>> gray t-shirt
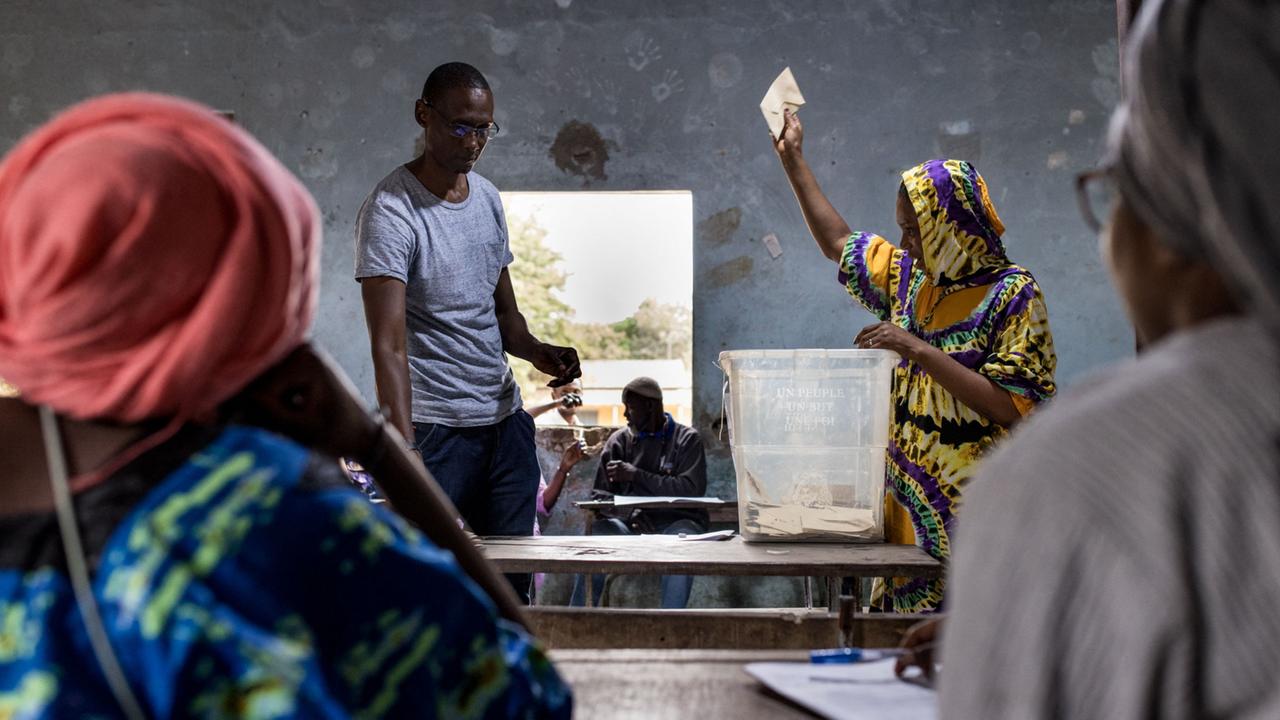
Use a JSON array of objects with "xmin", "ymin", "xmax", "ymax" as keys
[{"xmin": 354, "ymin": 166, "xmax": 521, "ymax": 426}]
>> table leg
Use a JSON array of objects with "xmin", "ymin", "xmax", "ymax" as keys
[
  {"xmin": 838, "ymin": 594, "xmax": 855, "ymax": 648},
  {"xmin": 583, "ymin": 510, "xmax": 595, "ymax": 606}
]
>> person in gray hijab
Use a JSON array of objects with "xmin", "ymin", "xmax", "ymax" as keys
[{"xmin": 910, "ymin": 0, "xmax": 1280, "ymax": 716}]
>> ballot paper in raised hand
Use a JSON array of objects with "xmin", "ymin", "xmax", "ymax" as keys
[{"xmin": 760, "ymin": 66, "xmax": 806, "ymax": 139}]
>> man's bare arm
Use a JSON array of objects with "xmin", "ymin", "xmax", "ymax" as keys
[
  {"xmin": 494, "ymin": 268, "xmax": 581, "ymax": 382},
  {"xmin": 493, "ymin": 268, "xmax": 538, "ymax": 359},
  {"xmin": 360, "ymin": 277, "xmax": 415, "ymax": 441}
]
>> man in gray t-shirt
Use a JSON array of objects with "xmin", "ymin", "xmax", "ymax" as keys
[{"xmin": 354, "ymin": 62, "xmax": 579, "ymax": 601}]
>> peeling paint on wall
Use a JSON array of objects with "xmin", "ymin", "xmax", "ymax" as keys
[
  {"xmin": 704, "ymin": 256, "xmax": 754, "ymax": 289},
  {"xmin": 698, "ymin": 207, "xmax": 742, "ymax": 246},
  {"xmin": 549, "ymin": 120, "xmax": 610, "ymax": 182}
]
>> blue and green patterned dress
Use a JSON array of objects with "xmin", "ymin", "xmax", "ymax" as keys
[{"xmin": 0, "ymin": 423, "xmax": 571, "ymax": 718}]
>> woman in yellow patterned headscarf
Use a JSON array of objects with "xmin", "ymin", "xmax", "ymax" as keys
[{"xmin": 773, "ymin": 111, "xmax": 1057, "ymax": 612}]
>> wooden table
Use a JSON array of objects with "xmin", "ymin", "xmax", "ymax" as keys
[
  {"xmin": 481, "ymin": 534, "xmax": 940, "ymax": 578},
  {"xmin": 552, "ymin": 649, "xmax": 814, "ymax": 719},
  {"xmin": 480, "ymin": 534, "xmax": 941, "ymax": 608}
]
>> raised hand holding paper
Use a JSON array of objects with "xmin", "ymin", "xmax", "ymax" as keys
[{"xmin": 760, "ymin": 66, "xmax": 806, "ymax": 138}]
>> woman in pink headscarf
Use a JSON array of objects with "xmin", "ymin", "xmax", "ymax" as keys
[{"xmin": 0, "ymin": 93, "xmax": 570, "ymax": 719}]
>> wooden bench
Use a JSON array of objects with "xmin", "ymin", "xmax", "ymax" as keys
[{"xmin": 529, "ymin": 606, "xmax": 931, "ymax": 650}]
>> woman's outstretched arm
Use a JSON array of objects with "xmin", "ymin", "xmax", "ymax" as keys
[{"xmin": 773, "ymin": 109, "xmax": 852, "ymax": 262}]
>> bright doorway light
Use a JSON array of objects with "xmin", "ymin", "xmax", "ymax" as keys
[{"xmin": 501, "ymin": 191, "xmax": 693, "ymax": 426}]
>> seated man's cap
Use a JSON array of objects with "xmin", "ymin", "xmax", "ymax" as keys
[{"xmin": 622, "ymin": 376, "xmax": 663, "ymax": 401}]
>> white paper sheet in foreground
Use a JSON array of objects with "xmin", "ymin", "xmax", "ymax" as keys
[
  {"xmin": 760, "ymin": 66, "xmax": 806, "ymax": 138},
  {"xmin": 744, "ymin": 659, "xmax": 937, "ymax": 720}
]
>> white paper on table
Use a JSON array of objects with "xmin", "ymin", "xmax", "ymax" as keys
[
  {"xmin": 676, "ymin": 529, "xmax": 736, "ymax": 542},
  {"xmin": 610, "ymin": 495, "xmax": 727, "ymax": 507},
  {"xmin": 760, "ymin": 66, "xmax": 806, "ymax": 138},
  {"xmin": 744, "ymin": 659, "xmax": 937, "ymax": 720},
  {"xmin": 640, "ymin": 529, "xmax": 736, "ymax": 541}
]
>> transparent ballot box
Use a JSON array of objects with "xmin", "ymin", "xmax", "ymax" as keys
[{"xmin": 719, "ymin": 349, "xmax": 897, "ymax": 542}]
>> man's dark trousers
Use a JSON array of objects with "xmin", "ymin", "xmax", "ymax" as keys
[{"xmin": 414, "ymin": 409, "xmax": 539, "ymax": 603}]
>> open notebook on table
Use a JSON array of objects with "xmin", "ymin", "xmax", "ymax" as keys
[{"xmin": 745, "ymin": 658, "xmax": 937, "ymax": 720}]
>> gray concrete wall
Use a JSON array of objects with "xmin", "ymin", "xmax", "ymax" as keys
[{"xmin": 2, "ymin": 1, "xmax": 1122, "ymax": 604}]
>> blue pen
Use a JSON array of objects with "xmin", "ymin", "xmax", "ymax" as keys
[{"xmin": 809, "ymin": 647, "xmax": 905, "ymax": 664}]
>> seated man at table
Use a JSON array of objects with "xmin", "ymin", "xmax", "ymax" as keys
[{"xmin": 569, "ymin": 377, "xmax": 708, "ymax": 608}]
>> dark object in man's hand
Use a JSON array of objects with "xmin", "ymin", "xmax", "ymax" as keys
[{"xmin": 540, "ymin": 344, "xmax": 582, "ymax": 388}]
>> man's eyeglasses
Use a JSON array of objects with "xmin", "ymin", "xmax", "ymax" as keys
[
  {"xmin": 1075, "ymin": 167, "xmax": 1117, "ymax": 234},
  {"xmin": 422, "ymin": 100, "xmax": 500, "ymax": 140}
]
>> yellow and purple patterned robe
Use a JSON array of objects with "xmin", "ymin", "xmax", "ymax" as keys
[{"xmin": 838, "ymin": 159, "xmax": 1057, "ymax": 612}]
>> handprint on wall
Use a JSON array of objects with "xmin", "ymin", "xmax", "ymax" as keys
[
  {"xmin": 626, "ymin": 36, "xmax": 662, "ymax": 71},
  {"xmin": 651, "ymin": 69, "xmax": 684, "ymax": 103}
]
